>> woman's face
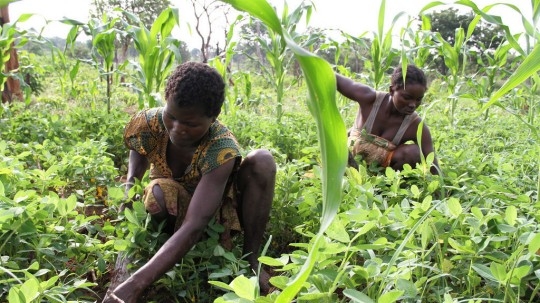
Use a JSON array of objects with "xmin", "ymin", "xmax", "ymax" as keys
[
  {"xmin": 163, "ymin": 100, "xmax": 216, "ymax": 148},
  {"xmin": 391, "ymin": 83, "xmax": 426, "ymax": 115}
]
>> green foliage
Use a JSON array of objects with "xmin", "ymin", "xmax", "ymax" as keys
[
  {"xmin": 17, "ymin": 51, "xmax": 45, "ymax": 96},
  {"xmin": 0, "ymin": 108, "xmax": 121, "ymax": 301}
]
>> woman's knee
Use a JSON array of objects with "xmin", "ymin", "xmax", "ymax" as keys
[
  {"xmin": 141, "ymin": 183, "xmax": 167, "ymax": 219},
  {"xmin": 391, "ymin": 144, "xmax": 421, "ymax": 169},
  {"xmin": 243, "ymin": 149, "xmax": 276, "ymax": 177}
]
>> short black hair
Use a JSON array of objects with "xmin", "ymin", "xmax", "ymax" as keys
[
  {"xmin": 164, "ymin": 61, "xmax": 225, "ymax": 117},
  {"xmin": 391, "ymin": 64, "xmax": 427, "ymax": 90}
]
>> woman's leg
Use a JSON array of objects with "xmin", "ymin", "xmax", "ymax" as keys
[
  {"xmin": 144, "ymin": 179, "xmax": 188, "ymax": 234},
  {"xmin": 390, "ymin": 143, "xmax": 421, "ymax": 170},
  {"xmin": 236, "ymin": 149, "xmax": 276, "ymax": 292}
]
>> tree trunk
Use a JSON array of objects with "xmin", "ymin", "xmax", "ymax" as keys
[
  {"xmin": 0, "ymin": 5, "xmax": 23, "ymax": 103},
  {"xmin": 118, "ymin": 38, "xmax": 130, "ymax": 83},
  {"xmin": 255, "ymin": 22, "xmax": 264, "ymax": 64}
]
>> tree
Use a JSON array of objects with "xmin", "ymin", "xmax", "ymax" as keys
[
  {"xmin": 237, "ymin": 19, "xmax": 267, "ymax": 65},
  {"xmin": 423, "ymin": 8, "xmax": 506, "ymax": 75},
  {"xmin": 190, "ymin": 0, "xmax": 232, "ymax": 63},
  {"xmin": 90, "ymin": 0, "xmax": 170, "ymax": 65},
  {"xmin": 0, "ymin": 4, "xmax": 22, "ymax": 102},
  {"xmin": 424, "ymin": 8, "xmax": 505, "ymax": 51}
]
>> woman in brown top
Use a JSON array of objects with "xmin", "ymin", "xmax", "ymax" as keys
[{"xmin": 337, "ymin": 64, "xmax": 440, "ymax": 174}]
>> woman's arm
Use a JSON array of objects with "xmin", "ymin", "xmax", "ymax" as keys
[
  {"xmin": 125, "ymin": 150, "xmax": 149, "ymax": 187},
  {"xmin": 336, "ymin": 73, "xmax": 376, "ymax": 106},
  {"xmin": 121, "ymin": 150, "xmax": 149, "ymax": 210},
  {"xmin": 113, "ymin": 159, "xmax": 236, "ymax": 299},
  {"xmin": 420, "ymin": 124, "xmax": 440, "ymax": 175}
]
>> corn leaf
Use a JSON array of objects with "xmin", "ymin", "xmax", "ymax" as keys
[
  {"xmin": 221, "ymin": 0, "xmax": 348, "ymax": 301},
  {"xmin": 483, "ymin": 42, "xmax": 540, "ymax": 109}
]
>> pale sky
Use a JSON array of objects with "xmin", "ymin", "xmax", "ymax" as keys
[{"xmin": 9, "ymin": 0, "xmax": 534, "ymax": 48}]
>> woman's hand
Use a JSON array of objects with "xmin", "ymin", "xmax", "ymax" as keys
[{"xmin": 102, "ymin": 280, "xmax": 143, "ymax": 303}]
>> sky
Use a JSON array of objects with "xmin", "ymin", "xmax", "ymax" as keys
[{"xmin": 9, "ymin": 0, "xmax": 534, "ymax": 49}]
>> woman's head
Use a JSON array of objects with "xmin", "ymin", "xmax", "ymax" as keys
[
  {"xmin": 390, "ymin": 64, "xmax": 427, "ymax": 90},
  {"xmin": 390, "ymin": 65, "xmax": 427, "ymax": 115},
  {"xmin": 165, "ymin": 62, "xmax": 225, "ymax": 118}
]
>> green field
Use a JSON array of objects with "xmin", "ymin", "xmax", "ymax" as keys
[{"xmin": 1, "ymin": 0, "xmax": 539, "ymax": 302}]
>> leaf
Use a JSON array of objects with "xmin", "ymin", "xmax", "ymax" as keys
[
  {"xmin": 230, "ymin": 275, "xmax": 256, "ymax": 300},
  {"xmin": 124, "ymin": 208, "xmax": 140, "ymax": 226},
  {"xmin": 19, "ymin": 277, "xmax": 40, "ymax": 302},
  {"xmin": 56, "ymin": 195, "xmax": 75, "ymax": 217},
  {"xmin": 355, "ymin": 221, "xmax": 376, "ymax": 236},
  {"xmin": 396, "ymin": 278, "xmax": 416, "ymax": 298},
  {"xmin": 14, "ymin": 12, "xmax": 32, "ymax": 23},
  {"xmin": 8, "ymin": 287, "xmax": 26, "ymax": 303},
  {"xmin": 107, "ymin": 186, "xmax": 124, "ymax": 201},
  {"xmin": 258, "ymin": 256, "xmax": 287, "ymax": 267},
  {"xmin": 510, "ymin": 265, "xmax": 531, "ymax": 284},
  {"xmin": 504, "ymin": 205, "xmax": 517, "ymax": 226},
  {"xmin": 483, "ymin": 43, "xmax": 540, "ymax": 110},
  {"xmin": 69, "ymin": 60, "xmax": 80, "ymax": 82},
  {"xmin": 472, "ymin": 263, "xmax": 498, "ymax": 282},
  {"xmin": 471, "ymin": 207, "xmax": 483, "ymax": 219},
  {"xmin": 410, "ymin": 185, "xmax": 420, "ymax": 199},
  {"xmin": 421, "ymin": 196, "xmax": 432, "ymax": 212},
  {"xmin": 421, "ymin": 221, "xmax": 432, "ymax": 250},
  {"xmin": 448, "ymin": 238, "xmax": 475, "ymax": 254},
  {"xmin": 113, "ymin": 239, "xmax": 130, "ymax": 251},
  {"xmin": 490, "ymin": 262, "xmax": 507, "ymax": 283},
  {"xmin": 529, "ymin": 233, "xmax": 540, "ymax": 255},
  {"xmin": 39, "ymin": 275, "xmax": 58, "ymax": 290},
  {"xmin": 208, "ymin": 280, "xmax": 235, "ymax": 292},
  {"xmin": 59, "ymin": 17, "xmax": 86, "ymax": 26},
  {"xmin": 224, "ymin": 0, "xmax": 283, "ymax": 34},
  {"xmin": 447, "ymin": 198, "xmax": 462, "ymax": 218},
  {"xmin": 325, "ymin": 217, "xmax": 350, "ymax": 243},
  {"xmin": 378, "ymin": 290, "xmax": 405, "ymax": 303},
  {"xmin": 0, "ymin": 0, "xmax": 19, "ymax": 7},
  {"xmin": 342, "ymin": 289, "xmax": 375, "ymax": 303}
]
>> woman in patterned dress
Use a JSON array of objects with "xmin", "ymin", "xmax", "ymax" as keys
[{"xmin": 103, "ymin": 62, "xmax": 276, "ymax": 303}]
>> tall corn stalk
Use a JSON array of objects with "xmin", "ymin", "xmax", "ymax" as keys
[
  {"xmin": 221, "ymin": 0, "xmax": 348, "ymax": 301},
  {"xmin": 432, "ymin": 27, "xmax": 468, "ymax": 125},
  {"xmin": 241, "ymin": 1, "xmax": 313, "ymax": 123},
  {"xmin": 368, "ymin": 0, "xmax": 405, "ymax": 90},
  {"xmin": 400, "ymin": 14, "xmax": 436, "ymax": 71},
  {"xmin": 81, "ymin": 14, "xmax": 119, "ymax": 113},
  {"xmin": 123, "ymin": 7, "xmax": 182, "ymax": 109}
]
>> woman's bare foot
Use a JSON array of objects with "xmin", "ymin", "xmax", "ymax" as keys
[{"xmin": 258, "ymin": 268, "xmax": 273, "ymax": 295}]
